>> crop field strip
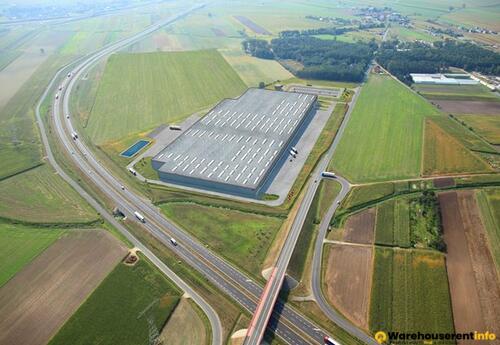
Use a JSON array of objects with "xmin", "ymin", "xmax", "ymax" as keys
[
  {"xmin": 439, "ymin": 191, "xmax": 500, "ymax": 337},
  {"xmin": 476, "ymin": 189, "xmax": 500, "ymax": 272},
  {"xmin": 456, "ymin": 115, "xmax": 500, "ymax": 145},
  {"xmin": 331, "ymin": 73, "xmax": 440, "ymax": 182},
  {"xmin": 87, "ymin": 50, "xmax": 247, "ymax": 144},
  {"xmin": 369, "ymin": 247, "xmax": 454, "ymax": 335},
  {"xmin": 0, "ymin": 230, "xmax": 127, "ymax": 345},
  {"xmin": 0, "ymin": 164, "xmax": 98, "ymax": 223},
  {"xmin": 422, "ymin": 118, "xmax": 493, "ymax": 176},
  {"xmin": 0, "ymin": 223, "xmax": 65, "ymax": 287},
  {"xmin": 49, "ymin": 256, "xmax": 183, "ymax": 345}
]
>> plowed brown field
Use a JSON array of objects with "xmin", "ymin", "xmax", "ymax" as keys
[
  {"xmin": 342, "ymin": 208, "xmax": 375, "ymax": 244},
  {"xmin": 439, "ymin": 191, "xmax": 500, "ymax": 344},
  {"xmin": 324, "ymin": 244, "xmax": 373, "ymax": 330},
  {"xmin": 0, "ymin": 230, "xmax": 127, "ymax": 345}
]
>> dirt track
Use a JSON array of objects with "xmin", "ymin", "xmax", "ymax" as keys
[
  {"xmin": 433, "ymin": 100, "xmax": 500, "ymax": 114},
  {"xmin": 324, "ymin": 244, "xmax": 373, "ymax": 330},
  {"xmin": 439, "ymin": 191, "xmax": 500, "ymax": 344},
  {"xmin": 342, "ymin": 208, "xmax": 375, "ymax": 244},
  {"xmin": 0, "ymin": 230, "xmax": 127, "ymax": 345}
]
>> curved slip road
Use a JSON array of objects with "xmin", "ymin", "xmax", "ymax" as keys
[
  {"xmin": 38, "ymin": 4, "xmax": 356, "ymax": 345},
  {"xmin": 309, "ymin": 89, "xmax": 379, "ymax": 345},
  {"xmin": 244, "ymin": 89, "xmax": 378, "ymax": 345}
]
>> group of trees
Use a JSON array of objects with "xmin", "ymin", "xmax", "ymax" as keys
[
  {"xmin": 377, "ymin": 39, "xmax": 500, "ymax": 84},
  {"xmin": 242, "ymin": 30, "xmax": 376, "ymax": 82}
]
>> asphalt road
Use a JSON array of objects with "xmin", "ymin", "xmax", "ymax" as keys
[
  {"xmin": 37, "ymin": 4, "xmax": 357, "ymax": 345},
  {"xmin": 244, "ymin": 89, "xmax": 381, "ymax": 345},
  {"xmin": 309, "ymin": 89, "xmax": 379, "ymax": 345}
]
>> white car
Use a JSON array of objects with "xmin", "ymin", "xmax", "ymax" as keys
[{"xmin": 170, "ymin": 238, "xmax": 177, "ymax": 246}]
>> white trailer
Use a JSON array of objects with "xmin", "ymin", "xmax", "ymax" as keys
[
  {"xmin": 134, "ymin": 211, "xmax": 145, "ymax": 223},
  {"xmin": 321, "ymin": 171, "xmax": 336, "ymax": 178}
]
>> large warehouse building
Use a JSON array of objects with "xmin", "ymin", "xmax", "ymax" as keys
[{"xmin": 152, "ymin": 88, "xmax": 317, "ymax": 198}]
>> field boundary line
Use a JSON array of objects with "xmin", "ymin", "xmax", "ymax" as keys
[{"xmin": 0, "ymin": 161, "xmax": 44, "ymax": 183}]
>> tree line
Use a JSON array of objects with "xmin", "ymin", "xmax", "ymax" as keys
[{"xmin": 242, "ymin": 32, "xmax": 376, "ymax": 82}]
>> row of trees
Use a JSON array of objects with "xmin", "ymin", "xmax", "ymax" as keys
[{"xmin": 377, "ymin": 40, "xmax": 500, "ymax": 84}]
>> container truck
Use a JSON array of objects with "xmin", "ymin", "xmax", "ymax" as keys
[
  {"xmin": 321, "ymin": 171, "xmax": 336, "ymax": 178},
  {"xmin": 134, "ymin": 211, "xmax": 145, "ymax": 223}
]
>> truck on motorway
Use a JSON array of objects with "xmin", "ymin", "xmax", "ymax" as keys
[
  {"xmin": 169, "ymin": 125, "xmax": 182, "ymax": 131},
  {"xmin": 321, "ymin": 171, "xmax": 336, "ymax": 178},
  {"xmin": 134, "ymin": 211, "xmax": 145, "ymax": 223},
  {"xmin": 289, "ymin": 150, "xmax": 297, "ymax": 158},
  {"xmin": 291, "ymin": 147, "xmax": 298, "ymax": 154},
  {"xmin": 71, "ymin": 131, "xmax": 78, "ymax": 140},
  {"xmin": 324, "ymin": 336, "xmax": 341, "ymax": 345},
  {"xmin": 128, "ymin": 168, "xmax": 137, "ymax": 176}
]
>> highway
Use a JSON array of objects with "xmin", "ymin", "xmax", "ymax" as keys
[
  {"xmin": 33, "ymin": 7, "xmax": 224, "ymax": 345},
  {"xmin": 35, "ymin": 4, "xmax": 367, "ymax": 345},
  {"xmin": 244, "ymin": 89, "xmax": 378, "ymax": 345}
]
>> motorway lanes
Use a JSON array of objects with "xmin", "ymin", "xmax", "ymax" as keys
[{"xmin": 43, "ymin": 5, "xmax": 346, "ymax": 345}]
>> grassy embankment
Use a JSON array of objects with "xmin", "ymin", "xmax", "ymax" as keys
[
  {"xmin": 288, "ymin": 179, "xmax": 341, "ymax": 281},
  {"xmin": 331, "ymin": 74, "xmax": 440, "ymax": 182},
  {"xmin": 49, "ymin": 257, "xmax": 182, "ymax": 345},
  {"xmin": 160, "ymin": 202, "xmax": 282, "ymax": 279}
]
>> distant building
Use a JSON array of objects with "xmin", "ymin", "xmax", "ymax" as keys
[{"xmin": 411, "ymin": 73, "xmax": 479, "ymax": 85}]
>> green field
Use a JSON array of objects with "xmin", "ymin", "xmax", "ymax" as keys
[
  {"xmin": 331, "ymin": 74, "xmax": 440, "ymax": 182},
  {"xmin": 49, "ymin": 257, "xmax": 181, "ymax": 345},
  {"xmin": 477, "ymin": 188, "xmax": 500, "ymax": 272},
  {"xmin": 414, "ymin": 84, "xmax": 499, "ymax": 101},
  {"xmin": 160, "ymin": 202, "xmax": 283, "ymax": 278},
  {"xmin": 0, "ymin": 223, "xmax": 65, "ymax": 287},
  {"xmin": 87, "ymin": 49, "xmax": 246, "ymax": 144},
  {"xmin": 456, "ymin": 115, "xmax": 500, "ymax": 145},
  {"xmin": 0, "ymin": 164, "xmax": 98, "ymax": 223},
  {"xmin": 369, "ymin": 248, "xmax": 454, "ymax": 335},
  {"xmin": 389, "ymin": 26, "xmax": 438, "ymax": 42},
  {"xmin": 375, "ymin": 198, "xmax": 411, "ymax": 247}
]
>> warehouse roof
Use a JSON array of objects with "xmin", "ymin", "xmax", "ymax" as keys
[{"xmin": 152, "ymin": 88, "xmax": 316, "ymax": 189}]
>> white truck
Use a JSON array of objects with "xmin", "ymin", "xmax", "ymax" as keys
[
  {"xmin": 128, "ymin": 168, "xmax": 137, "ymax": 176},
  {"xmin": 134, "ymin": 211, "xmax": 145, "ymax": 223},
  {"xmin": 321, "ymin": 171, "xmax": 336, "ymax": 178},
  {"xmin": 71, "ymin": 131, "xmax": 78, "ymax": 140}
]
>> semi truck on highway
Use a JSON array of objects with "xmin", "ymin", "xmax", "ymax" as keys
[
  {"xmin": 169, "ymin": 125, "xmax": 181, "ymax": 131},
  {"xmin": 324, "ymin": 336, "xmax": 341, "ymax": 345},
  {"xmin": 321, "ymin": 171, "xmax": 336, "ymax": 178},
  {"xmin": 134, "ymin": 211, "xmax": 145, "ymax": 223},
  {"xmin": 71, "ymin": 131, "xmax": 78, "ymax": 140}
]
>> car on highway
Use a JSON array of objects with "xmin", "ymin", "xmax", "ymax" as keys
[{"xmin": 170, "ymin": 238, "xmax": 177, "ymax": 246}]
